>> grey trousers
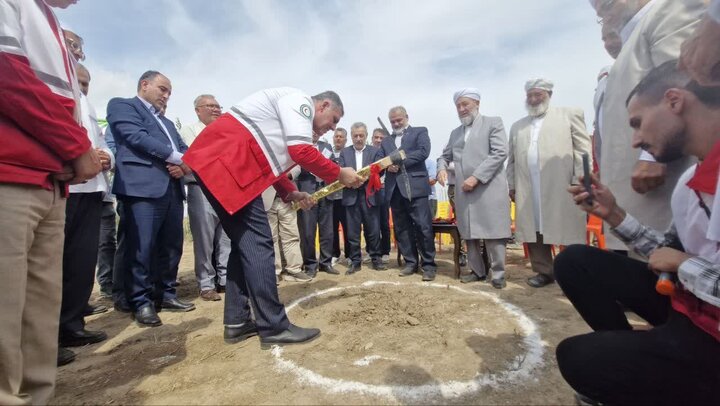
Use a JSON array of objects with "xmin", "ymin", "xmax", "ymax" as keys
[
  {"xmin": 467, "ymin": 239, "xmax": 506, "ymax": 281},
  {"xmin": 526, "ymin": 232, "xmax": 554, "ymax": 277},
  {"xmin": 187, "ymin": 183, "xmax": 230, "ymax": 291}
]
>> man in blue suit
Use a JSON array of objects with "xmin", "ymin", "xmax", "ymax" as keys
[
  {"xmin": 107, "ymin": 70, "xmax": 195, "ymax": 327},
  {"xmin": 338, "ymin": 123, "xmax": 386, "ymax": 274},
  {"xmin": 379, "ymin": 106, "xmax": 437, "ymax": 281}
]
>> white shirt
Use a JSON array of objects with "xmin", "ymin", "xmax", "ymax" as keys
[
  {"xmin": 527, "ymin": 116, "xmax": 545, "ymax": 233},
  {"xmin": 354, "ymin": 146, "xmax": 366, "ymax": 172},
  {"xmin": 394, "ymin": 125, "xmax": 409, "ymax": 149},
  {"xmin": 463, "ymin": 125, "xmax": 472, "ymax": 143},
  {"xmin": 70, "ymin": 94, "xmax": 115, "ymax": 194},
  {"xmin": 229, "ymin": 87, "xmax": 314, "ymax": 177},
  {"xmin": 179, "ymin": 120, "xmax": 206, "ymax": 147}
]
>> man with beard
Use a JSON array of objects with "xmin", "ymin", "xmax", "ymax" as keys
[
  {"xmin": 437, "ymin": 88, "xmax": 511, "ymax": 289},
  {"xmin": 372, "ymin": 128, "xmax": 392, "ymax": 264},
  {"xmin": 507, "ymin": 79, "xmax": 592, "ymax": 288},
  {"xmin": 379, "ymin": 106, "xmax": 437, "ymax": 281},
  {"xmin": 181, "ymin": 94, "xmax": 230, "ymax": 301},
  {"xmin": 589, "ymin": 0, "xmax": 704, "ymax": 253},
  {"xmin": 556, "ymin": 60, "xmax": 720, "ymax": 406}
]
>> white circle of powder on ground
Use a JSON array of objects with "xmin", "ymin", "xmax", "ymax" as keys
[{"xmin": 270, "ymin": 281, "xmax": 545, "ymax": 402}]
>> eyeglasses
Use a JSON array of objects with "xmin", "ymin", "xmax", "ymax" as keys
[
  {"xmin": 65, "ymin": 38, "xmax": 85, "ymax": 61},
  {"xmin": 595, "ymin": 0, "xmax": 616, "ymax": 24},
  {"xmin": 198, "ymin": 104, "xmax": 222, "ymax": 111}
]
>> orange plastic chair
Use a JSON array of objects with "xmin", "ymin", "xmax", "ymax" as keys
[{"xmin": 586, "ymin": 215, "xmax": 606, "ymax": 249}]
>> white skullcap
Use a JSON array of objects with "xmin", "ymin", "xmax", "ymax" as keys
[
  {"xmin": 453, "ymin": 88, "xmax": 481, "ymax": 104},
  {"xmin": 525, "ymin": 78, "xmax": 554, "ymax": 93}
]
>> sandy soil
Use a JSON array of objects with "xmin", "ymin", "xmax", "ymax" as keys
[{"xmin": 51, "ymin": 245, "xmax": 604, "ymax": 405}]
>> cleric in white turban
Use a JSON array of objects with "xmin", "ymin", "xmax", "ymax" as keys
[
  {"xmin": 453, "ymin": 88, "xmax": 481, "ymax": 104},
  {"xmin": 524, "ymin": 78, "xmax": 554, "ymax": 93}
]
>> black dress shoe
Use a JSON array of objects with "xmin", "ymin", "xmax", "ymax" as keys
[
  {"xmin": 398, "ymin": 266, "xmax": 417, "ymax": 277},
  {"xmin": 422, "ymin": 268, "xmax": 436, "ymax": 281},
  {"xmin": 460, "ymin": 272, "xmax": 486, "ymax": 284},
  {"xmin": 216, "ymin": 284, "xmax": 226, "ymax": 294},
  {"xmin": 133, "ymin": 305, "xmax": 162, "ymax": 327},
  {"xmin": 57, "ymin": 347, "xmax": 76, "ymax": 367},
  {"xmin": 527, "ymin": 274, "xmax": 554, "ymax": 288},
  {"xmin": 346, "ymin": 264, "xmax": 361, "ymax": 275},
  {"xmin": 114, "ymin": 299, "xmax": 132, "ymax": 313},
  {"xmin": 224, "ymin": 322, "xmax": 259, "ymax": 344},
  {"xmin": 60, "ymin": 328, "xmax": 108, "ymax": 347},
  {"xmin": 319, "ymin": 265, "xmax": 339, "ymax": 275},
  {"xmin": 160, "ymin": 298, "xmax": 196, "ymax": 312},
  {"xmin": 372, "ymin": 262, "xmax": 387, "ymax": 271},
  {"xmin": 305, "ymin": 267, "xmax": 318, "ymax": 278},
  {"xmin": 260, "ymin": 323, "xmax": 321, "ymax": 350},
  {"xmin": 83, "ymin": 303, "xmax": 108, "ymax": 316},
  {"xmin": 491, "ymin": 278, "xmax": 507, "ymax": 289}
]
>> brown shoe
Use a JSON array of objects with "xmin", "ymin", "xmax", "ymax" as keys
[{"xmin": 200, "ymin": 289, "xmax": 221, "ymax": 301}]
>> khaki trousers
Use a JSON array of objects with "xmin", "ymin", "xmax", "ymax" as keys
[
  {"xmin": 267, "ymin": 197, "xmax": 303, "ymax": 276},
  {"xmin": 526, "ymin": 232, "xmax": 555, "ymax": 277},
  {"xmin": 0, "ymin": 183, "xmax": 66, "ymax": 405}
]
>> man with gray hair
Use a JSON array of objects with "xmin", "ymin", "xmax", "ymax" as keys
[
  {"xmin": 438, "ymin": 89, "xmax": 511, "ymax": 289},
  {"xmin": 338, "ymin": 122, "xmax": 385, "ymax": 274},
  {"xmin": 507, "ymin": 79, "xmax": 592, "ymax": 288},
  {"xmin": 589, "ymin": 0, "xmax": 704, "ymax": 252},
  {"xmin": 180, "ymin": 94, "xmax": 230, "ymax": 301}
]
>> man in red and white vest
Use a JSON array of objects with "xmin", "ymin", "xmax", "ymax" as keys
[
  {"xmin": 183, "ymin": 88, "xmax": 363, "ymax": 348},
  {"xmin": 0, "ymin": 0, "xmax": 102, "ymax": 403},
  {"xmin": 557, "ymin": 61, "xmax": 720, "ymax": 405}
]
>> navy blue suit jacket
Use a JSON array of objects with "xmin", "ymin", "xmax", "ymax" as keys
[
  {"xmin": 295, "ymin": 141, "xmax": 334, "ymax": 193},
  {"xmin": 379, "ymin": 126, "xmax": 431, "ymax": 202},
  {"xmin": 107, "ymin": 97, "xmax": 188, "ymax": 199},
  {"xmin": 338, "ymin": 145, "xmax": 382, "ymax": 207}
]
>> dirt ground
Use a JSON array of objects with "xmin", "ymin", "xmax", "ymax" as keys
[{"xmin": 51, "ymin": 245, "xmax": 611, "ymax": 405}]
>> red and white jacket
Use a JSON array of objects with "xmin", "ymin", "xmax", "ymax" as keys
[
  {"xmin": 0, "ymin": 0, "xmax": 90, "ymax": 190},
  {"xmin": 183, "ymin": 88, "xmax": 339, "ymax": 215}
]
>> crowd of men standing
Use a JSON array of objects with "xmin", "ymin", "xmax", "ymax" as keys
[{"xmin": 2, "ymin": 0, "xmax": 720, "ymax": 404}]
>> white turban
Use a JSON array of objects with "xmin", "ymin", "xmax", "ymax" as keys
[
  {"xmin": 453, "ymin": 88, "xmax": 481, "ymax": 104},
  {"xmin": 525, "ymin": 78, "xmax": 554, "ymax": 93}
]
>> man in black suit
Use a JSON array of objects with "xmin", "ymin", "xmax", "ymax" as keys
[
  {"xmin": 379, "ymin": 106, "xmax": 437, "ymax": 281},
  {"xmin": 107, "ymin": 71, "xmax": 196, "ymax": 327},
  {"xmin": 297, "ymin": 132, "xmax": 338, "ymax": 277},
  {"xmin": 338, "ymin": 123, "xmax": 386, "ymax": 274}
]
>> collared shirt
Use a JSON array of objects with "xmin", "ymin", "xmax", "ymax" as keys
[
  {"xmin": 179, "ymin": 120, "xmax": 206, "ymax": 147},
  {"xmin": 394, "ymin": 125, "xmax": 409, "ymax": 149},
  {"xmin": 70, "ymin": 93, "xmax": 114, "ymax": 194},
  {"xmin": 612, "ymin": 166, "xmax": 719, "ymax": 338},
  {"xmin": 354, "ymin": 145, "xmax": 366, "ymax": 172},
  {"xmin": 426, "ymin": 158, "xmax": 437, "ymax": 200},
  {"xmin": 527, "ymin": 116, "xmax": 545, "ymax": 232},
  {"xmin": 138, "ymin": 97, "xmax": 183, "ymax": 165},
  {"xmin": 620, "ymin": 0, "xmax": 658, "ymax": 43}
]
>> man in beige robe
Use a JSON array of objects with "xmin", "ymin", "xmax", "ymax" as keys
[
  {"xmin": 590, "ymin": 0, "xmax": 704, "ymax": 250},
  {"xmin": 507, "ymin": 79, "xmax": 592, "ymax": 288}
]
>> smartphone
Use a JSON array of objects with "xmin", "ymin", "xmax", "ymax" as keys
[{"xmin": 582, "ymin": 153, "xmax": 593, "ymax": 205}]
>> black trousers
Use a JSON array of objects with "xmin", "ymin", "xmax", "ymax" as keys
[
  {"xmin": 111, "ymin": 200, "xmax": 127, "ymax": 306},
  {"xmin": 345, "ymin": 201, "xmax": 381, "ymax": 266},
  {"xmin": 297, "ymin": 196, "xmax": 333, "ymax": 271},
  {"xmin": 60, "ymin": 192, "xmax": 103, "ymax": 333},
  {"xmin": 554, "ymin": 245, "xmax": 720, "ymax": 405},
  {"xmin": 198, "ymin": 180, "xmax": 290, "ymax": 336},
  {"xmin": 331, "ymin": 198, "xmax": 349, "ymax": 259},
  {"xmin": 378, "ymin": 201, "xmax": 391, "ymax": 256},
  {"xmin": 390, "ymin": 190, "xmax": 436, "ymax": 271}
]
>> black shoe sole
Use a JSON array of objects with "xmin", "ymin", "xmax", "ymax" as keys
[
  {"xmin": 60, "ymin": 335, "xmax": 108, "ymax": 348},
  {"xmin": 224, "ymin": 331, "xmax": 259, "ymax": 344},
  {"xmin": 57, "ymin": 352, "xmax": 76, "ymax": 367},
  {"xmin": 260, "ymin": 331, "xmax": 321, "ymax": 350},
  {"xmin": 160, "ymin": 306, "xmax": 196, "ymax": 312}
]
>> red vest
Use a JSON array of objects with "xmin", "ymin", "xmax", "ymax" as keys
[{"xmin": 183, "ymin": 114, "xmax": 282, "ymax": 215}]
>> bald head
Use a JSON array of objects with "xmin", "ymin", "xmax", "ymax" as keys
[{"xmin": 76, "ymin": 63, "xmax": 90, "ymax": 96}]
